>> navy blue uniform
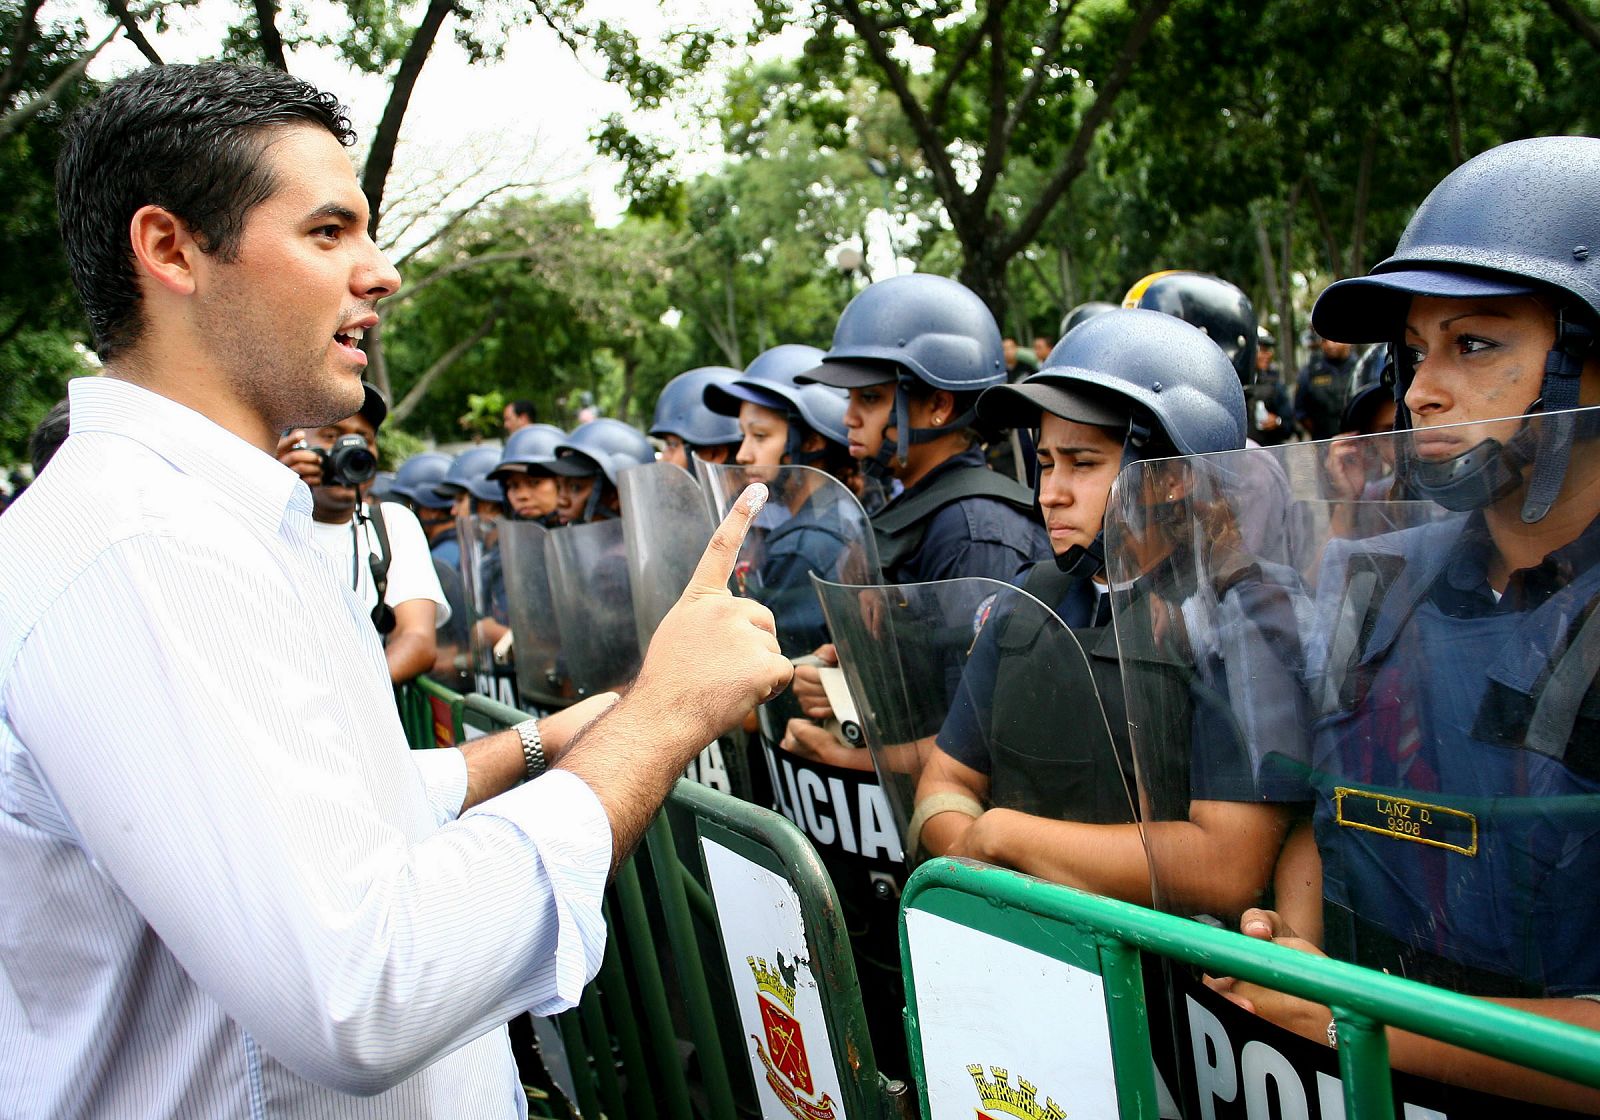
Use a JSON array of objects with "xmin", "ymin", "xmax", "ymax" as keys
[
  {"xmin": 936, "ymin": 554, "xmax": 1307, "ymax": 827},
  {"xmin": 1306, "ymin": 513, "xmax": 1600, "ymax": 997},
  {"xmin": 756, "ymin": 487, "xmax": 858, "ymax": 656},
  {"xmin": 877, "ymin": 447, "xmax": 1048, "ymax": 585}
]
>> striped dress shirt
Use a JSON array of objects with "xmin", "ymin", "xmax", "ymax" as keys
[{"xmin": 0, "ymin": 377, "xmax": 612, "ymax": 1118}]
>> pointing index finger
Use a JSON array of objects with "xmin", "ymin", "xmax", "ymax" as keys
[{"xmin": 686, "ymin": 482, "xmax": 767, "ymax": 597}]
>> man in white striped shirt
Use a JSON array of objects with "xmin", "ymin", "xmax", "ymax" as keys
[{"xmin": 0, "ymin": 63, "xmax": 792, "ymax": 1119}]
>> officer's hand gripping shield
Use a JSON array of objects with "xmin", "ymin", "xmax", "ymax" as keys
[
  {"xmin": 543, "ymin": 517, "xmax": 642, "ymax": 698},
  {"xmin": 499, "ymin": 518, "xmax": 571, "ymax": 710},
  {"xmin": 813, "ymin": 575, "xmax": 1121, "ymax": 865},
  {"xmin": 1104, "ymin": 405, "xmax": 1600, "ymax": 1006}
]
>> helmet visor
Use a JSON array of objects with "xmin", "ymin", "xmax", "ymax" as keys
[
  {"xmin": 978, "ymin": 376, "xmax": 1130, "ymax": 432},
  {"xmin": 795, "ymin": 358, "xmax": 898, "ymax": 388},
  {"xmin": 1313, "ymin": 268, "xmax": 1535, "ymax": 343}
]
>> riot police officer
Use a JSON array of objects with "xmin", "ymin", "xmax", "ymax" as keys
[
  {"xmin": 1211, "ymin": 136, "xmax": 1600, "ymax": 1111},
  {"xmin": 390, "ymin": 450, "xmax": 459, "ymax": 566},
  {"xmin": 489, "ymin": 422, "xmax": 565, "ymax": 526},
  {"xmin": 703, "ymin": 343, "xmax": 857, "ymax": 652},
  {"xmin": 912, "ymin": 309, "xmax": 1297, "ymax": 921},
  {"xmin": 546, "ymin": 418, "xmax": 655, "ymax": 525},
  {"xmin": 650, "ymin": 366, "xmax": 744, "ymax": 471},
  {"xmin": 797, "ymin": 274, "xmax": 1049, "ymax": 583}
]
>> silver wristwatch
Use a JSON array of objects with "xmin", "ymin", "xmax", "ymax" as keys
[{"xmin": 514, "ymin": 718, "xmax": 546, "ymax": 782}]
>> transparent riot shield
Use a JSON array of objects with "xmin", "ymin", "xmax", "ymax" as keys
[
  {"xmin": 813, "ymin": 577, "xmax": 1121, "ymax": 863},
  {"xmin": 695, "ymin": 462, "xmax": 883, "ymax": 806},
  {"xmin": 618, "ymin": 460, "xmax": 713, "ymax": 647},
  {"xmin": 618, "ymin": 460, "xmax": 751, "ymax": 796},
  {"xmin": 499, "ymin": 519, "xmax": 572, "ymax": 711},
  {"xmin": 544, "ymin": 518, "xmax": 642, "ymax": 698},
  {"xmin": 1105, "ymin": 406, "xmax": 1600, "ymax": 1115},
  {"xmin": 457, "ymin": 513, "xmax": 519, "ymax": 709}
]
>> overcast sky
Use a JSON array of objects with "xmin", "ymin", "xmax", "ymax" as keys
[{"xmin": 62, "ymin": 0, "xmax": 775, "ymax": 230}]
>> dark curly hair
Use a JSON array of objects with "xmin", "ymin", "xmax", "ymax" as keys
[{"xmin": 56, "ymin": 62, "xmax": 354, "ymax": 359}]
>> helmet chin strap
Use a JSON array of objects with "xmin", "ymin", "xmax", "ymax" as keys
[
  {"xmin": 883, "ymin": 375, "xmax": 979, "ymax": 470},
  {"xmin": 1392, "ymin": 316, "xmax": 1595, "ymax": 522},
  {"xmin": 582, "ymin": 476, "xmax": 614, "ymax": 523}
]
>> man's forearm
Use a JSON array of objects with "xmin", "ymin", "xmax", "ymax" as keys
[
  {"xmin": 555, "ymin": 692, "xmax": 716, "ymax": 873},
  {"xmin": 459, "ymin": 693, "xmax": 620, "ymax": 812}
]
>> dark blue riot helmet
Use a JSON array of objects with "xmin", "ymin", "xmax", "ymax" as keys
[
  {"xmin": 1341, "ymin": 345, "xmax": 1397, "ymax": 435},
  {"xmin": 649, "ymin": 366, "xmax": 744, "ymax": 453},
  {"xmin": 390, "ymin": 451, "xmax": 456, "ymax": 511},
  {"xmin": 797, "ymin": 274, "xmax": 1008, "ymax": 475},
  {"xmin": 489, "ymin": 423, "xmax": 565, "ymax": 481},
  {"xmin": 1313, "ymin": 136, "xmax": 1600, "ymax": 524},
  {"xmin": 1059, "ymin": 300, "xmax": 1117, "ymax": 340},
  {"xmin": 978, "ymin": 307, "xmax": 1246, "ymax": 577},
  {"xmin": 489, "ymin": 423, "xmax": 566, "ymax": 523},
  {"xmin": 703, "ymin": 343, "xmax": 848, "ymax": 465},
  {"xmin": 433, "ymin": 445, "xmax": 506, "ymax": 506},
  {"xmin": 548, "ymin": 418, "xmax": 656, "ymax": 522},
  {"xmin": 1123, "ymin": 270, "xmax": 1258, "ymax": 386}
]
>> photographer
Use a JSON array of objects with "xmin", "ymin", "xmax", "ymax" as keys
[{"xmin": 277, "ymin": 383, "xmax": 449, "ymax": 684}]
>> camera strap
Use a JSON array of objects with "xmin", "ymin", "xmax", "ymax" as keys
[{"xmin": 360, "ymin": 501, "xmax": 396, "ymax": 635}]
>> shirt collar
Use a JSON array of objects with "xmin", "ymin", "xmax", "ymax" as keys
[
  {"xmin": 68, "ymin": 376, "xmax": 310, "ymax": 533},
  {"xmin": 895, "ymin": 444, "xmax": 987, "ymax": 503},
  {"xmin": 1434, "ymin": 508, "xmax": 1600, "ymax": 613}
]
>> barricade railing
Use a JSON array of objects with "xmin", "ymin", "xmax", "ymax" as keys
[
  {"xmin": 900, "ymin": 857, "xmax": 1600, "ymax": 1120},
  {"xmin": 393, "ymin": 679, "xmax": 908, "ymax": 1120}
]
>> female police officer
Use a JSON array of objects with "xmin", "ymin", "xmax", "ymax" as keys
[
  {"xmin": 1212, "ymin": 136, "xmax": 1600, "ymax": 1110},
  {"xmin": 911, "ymin": 308, "xmax": 1301, "ymax": 921}
]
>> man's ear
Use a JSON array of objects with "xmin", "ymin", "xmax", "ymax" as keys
[{"xmin": 128, "ymin": 205, "xmax": 204, "ymax": 297}]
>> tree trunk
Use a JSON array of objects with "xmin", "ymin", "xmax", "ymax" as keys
[
  {"xmin": 103, "ymin": 0, "xmax": 163, "ymax": 65},
  {"xmin": 1254, "ymin": 208, "xmax": 1281, "ymax": 333},
  {"xmin": 361, "ymin": 0, "xmax": 455, "ymax": 237},
  {"xmin": 365, "ymin": 319, "xmax": 390, "ymax": 400},
  {"xmin": 1280, "ymin": 180, "xmax": 1303, "ymax": 378},
  {"xmin": 252, "ymin": 0, "xmax": 288, "ymax": 70}
]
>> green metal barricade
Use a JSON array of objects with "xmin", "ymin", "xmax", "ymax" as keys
[
  {"xmin": 392, "ymin": 679, "xmax": 906, "ymax": 1120},
  {"xmin": 900, "ymin": 858, "xmax": 1600, "ymax": 1120}
]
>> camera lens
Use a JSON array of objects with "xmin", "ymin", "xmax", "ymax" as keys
[{"xmin": 324, "ymin": 435, "xmax": 378, "ymax": 487}]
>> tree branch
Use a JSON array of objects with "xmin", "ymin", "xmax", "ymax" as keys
[
  {"xmin": 252, "ymin": 0, "xmax": 287, "ymax": 70},
  {"xmin": 0, "ymin": 0, "xmax": 47, "ymax": 114},
  {"xmin": 928, "ymin": 21, "xmax": 988, "ymax": 128},
  {"xmin": 104, "ymin": 0, "xmax": 163, "ymax": 64},
  {"xmin": 386, "ymin": 247, "xmax": 548, "ymax": 305},
  {"xmin": 834, "ymin": 0, "xmax": 972, "ymax": 232},
  {"xmin": 999, "ymin": 0, "xmax": 1173, "ymax": 259},
  {"xmin": 361, "ymin": 0, "xmax": 455, "ymax": 238},
  {"xmin": 0, "ymin": 22, "xmax": 118, "ymax": 145},
  {"xmin": 999, "ymin": 0, "xmax": 1077, "ymax": 149},
  {"xmin": 1545, "ymin": 0, "xmax": 1600, "ymax": 53},
  {"xmin": 968, "ymin": 0, "xmax": 1018, "ymax": 218},
  {"xmin": 390, "ymin": 306, "xmax": 500, "ymax": 424},
  {"xmin": 392, "ymin": 179, "xmax": 543, "ymax": 270}
]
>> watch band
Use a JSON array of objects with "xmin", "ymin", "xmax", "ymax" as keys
[
  {"xmin": 1326, "ymin": 1016, "xmax": 1339, "ymax": 1049},
  {"xmin": 514, "ymin": 718, "xmax": 546, "ymax": 782}
]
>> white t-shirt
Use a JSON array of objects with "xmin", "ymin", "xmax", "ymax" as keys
[{"xmin": 311, "ymin": 501, "xmax": 451, "ymax": 626}]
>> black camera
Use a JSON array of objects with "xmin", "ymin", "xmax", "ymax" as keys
[{"xmin": 314, "ymin": 434, "xmax": 378, "ymax": 488}]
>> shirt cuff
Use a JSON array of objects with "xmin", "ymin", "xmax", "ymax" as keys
[
  {"xmin": 473, "ymin": 769, "xmax": 613, "ymax": 1013},
  {"xmin": 411, "ymin": 747, "xmax": 469, "ymax": 825}
]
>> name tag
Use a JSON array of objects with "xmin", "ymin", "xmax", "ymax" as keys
[{"xmin": 1334, "ymin": 787, "xmax": 1478, "ymax": 856}]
